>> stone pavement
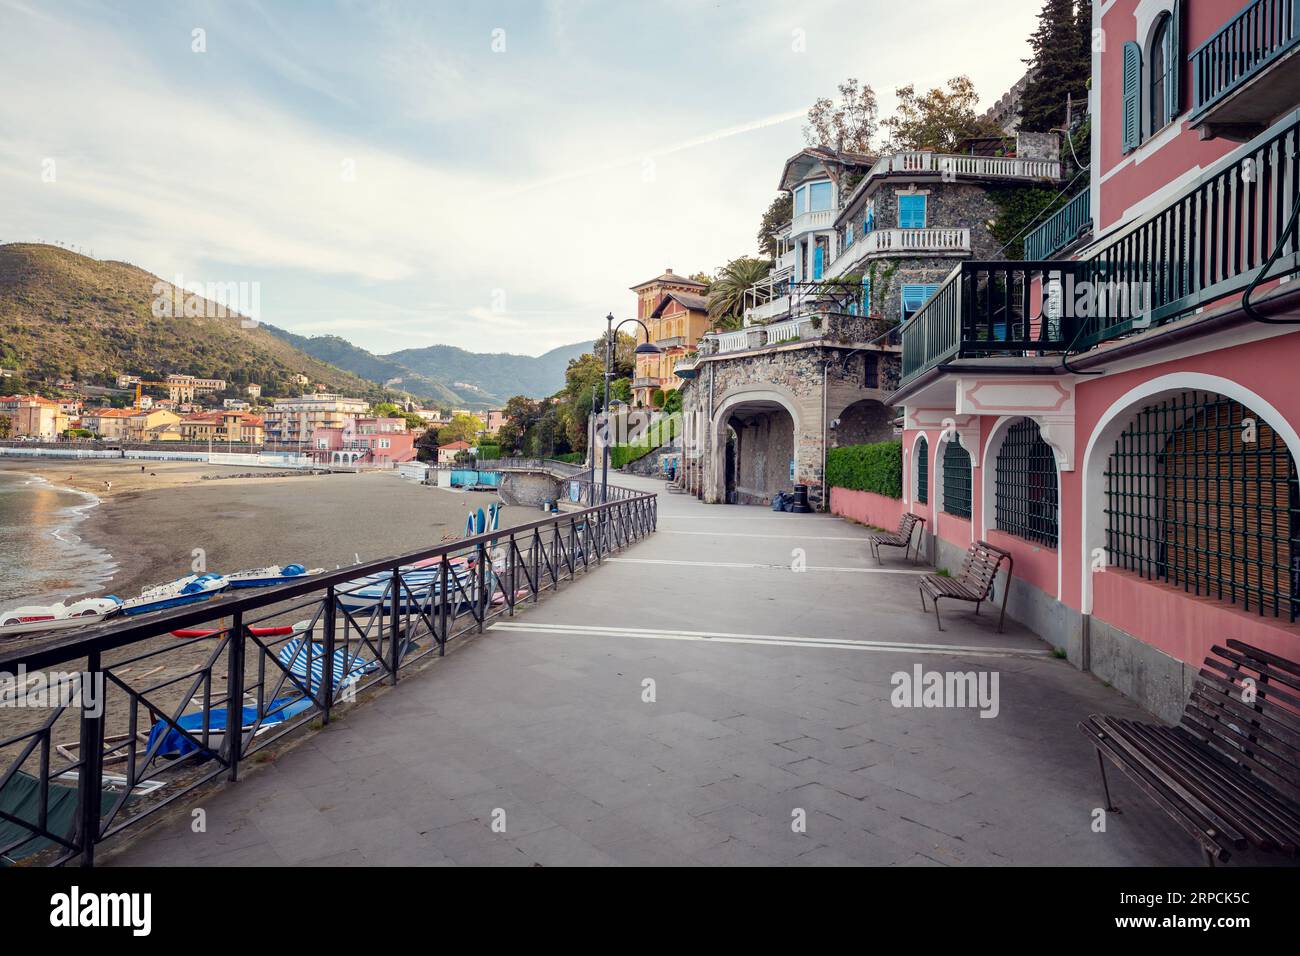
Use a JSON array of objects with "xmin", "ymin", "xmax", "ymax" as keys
[{"xmin": 109, "ymin": 475, "xmax": 1202, "ymax": 866}]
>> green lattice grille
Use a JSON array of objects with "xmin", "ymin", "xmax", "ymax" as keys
[
  {"xmin": 995, "ymin": 418, "xmax": 1058, "ymax": 548},
  {"xmin": 1104, "ymin": 390, "xmax": 1299, "ymax": 621},
  {"xmin": 942, "ymin": 437, "xmax": 972, "ymax": 518},
  {"xmin": 916, "ymin": 436, "xmax": 928, "ymax": 504}
]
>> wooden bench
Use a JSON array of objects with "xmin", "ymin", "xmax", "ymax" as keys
[
  {"xmin": 1079, "ymin": 640, "xmax": 1300, "ymax": 866},
  {"xmin": 917, "ymin": 540, "xmax": 1012, "ymax": 632},
  {"xmin": 867, "ymin": 512, "xmax": 925, "ymax": 564}
]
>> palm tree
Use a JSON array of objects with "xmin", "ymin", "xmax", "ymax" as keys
[{"xmin": 707, "ymin": 257, "xmax": 771, "ymax": 329}]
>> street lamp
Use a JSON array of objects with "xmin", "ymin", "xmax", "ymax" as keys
[{"xmin": 601, "ymin": 311, "xmax": 660, "ymax": 503}]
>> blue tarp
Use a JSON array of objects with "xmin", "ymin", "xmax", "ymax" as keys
[
  {"xmin": 145, "ymin": 697, "xmax": 314, "ymax": 760},
  {"xmin": 450, "ymin": 470, "xmax": 502, "ymax": 488}
]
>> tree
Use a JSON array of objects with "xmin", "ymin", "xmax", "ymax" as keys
[
  {"xmin": 803, "ymin": 78, "xmax": 878, "ymax": 153},
  {"xmin": 497, "ymin": 396, "xmax": 541, "ymax": 453},
  {"xmin": 882, "ymin": 77, "xmax": 1005, "ymax": 152},
  {"xmin": 592, "ymin": 330, "xmax": 636, "ymax": 379},
  {"xmin": 0, "ymin": 415, "xmax": 11, "ymax": 440},
  {"xmin": 757, "ymin": 194, "xmax": 793, "ymax": 259},
  {"xmin": 1019, "ymin": 0, "xmax": 1092, "ymax": 133},
  {"xmin": 707, "ymin": 257, "xmax": 771, "ymax": 328},
  {"xmin": 439, "ymin": 413, "xmax": 483, "ymax": 445}
]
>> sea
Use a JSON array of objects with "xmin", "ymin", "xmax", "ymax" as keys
[{"xmin": 0, "ymin": 471, "xmax": 119, "ymax": 608}]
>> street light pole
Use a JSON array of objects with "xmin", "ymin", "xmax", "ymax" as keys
[{"xmin": 599, "ymin": 312, "xmax": 662, "ymax": 504}]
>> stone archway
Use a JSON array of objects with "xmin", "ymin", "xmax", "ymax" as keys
[
  {"xmin": 709, "ymin": 388, "xmax": 802, "ymax": 505},
  {"xmin": 830, "ymin": 397, "xmax": 893, "ymax": 447}
]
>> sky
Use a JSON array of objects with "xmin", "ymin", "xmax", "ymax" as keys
[{"xmin": 1, "ymin": 0, "xmax": 1040, "ymax": 356}]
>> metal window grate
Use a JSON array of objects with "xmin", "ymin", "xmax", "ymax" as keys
[
  {"xmin": 916, "ymin": 436, "xmax": 928, "ymax": 504},
  {"xmin": 995, "ymin": 418, "xmax": 1058, "ymax": 547},
  {"xmin": 942, "ymin": 437, "xmax": 972, "ymax": 518},
  {"xmin": 1104, "ymin": 390, "xmax": 1299, "ymax": 621}
]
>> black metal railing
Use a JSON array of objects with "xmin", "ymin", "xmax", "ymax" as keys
[
  {"xmin": 0, "ymin": 483, "xmax": 656, "ymax": 866},
  {"xmin": 1191, "ymin": 0, "xmax": 1300, "ymax": 118},
  {"xmin": 900, "ymin": 106, "xmax": 1300, "ymax": 384}
]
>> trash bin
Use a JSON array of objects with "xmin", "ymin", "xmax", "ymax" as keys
[{"xmin": 789, "ymin": 484, "xmax": 812, "ymax": 513}]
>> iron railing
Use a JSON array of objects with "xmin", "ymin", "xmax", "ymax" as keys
[
  {"xmin": 1023, "ymin": 189, "xmax": 1091, "ymax": 261},
  {"xmin": 1191, "ymin": 0, "xmax": 1300, "ymax": 118},
  {"xmin": 900, "ymin": 106, "xmax": 1300, "ymax": 385},
  {"xmin": 0, "ymin": 482, "xmax": 656, "ymax": 866}
]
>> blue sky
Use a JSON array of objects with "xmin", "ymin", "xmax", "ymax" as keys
[{"xmin": 1, "ymin": 0, "xmax": 1040, "ymax": 355}]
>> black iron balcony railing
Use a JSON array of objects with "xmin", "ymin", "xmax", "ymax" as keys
[
  {"xmin": 1191, "ymin": 0, "xmax": 1299, "ymax": 118},
  {"xmin": 1023, "ymin": 189, "xmax": 1091, "ymax": 261},
  {"xmin": 901, "ymin": 106, "xmax": 1300, "ymax": 385},
  {"xmin": 0, "ymin": 483, "xmax": 655, "ymax": 866}
]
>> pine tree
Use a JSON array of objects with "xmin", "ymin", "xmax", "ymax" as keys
[{"xmin": 1019, "ymin": 0, "xmax": 1092, "ymax": 133}]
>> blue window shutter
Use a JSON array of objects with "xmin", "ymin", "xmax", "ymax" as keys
[
  {"xmin": 813, "ymin": 245, "xmax": 824, "ymax": 279},
  {"xmin": 1122, "ymin": 41, "xmax": 1142, "ymax": 153},
  {"xmin": 899, "ymin": 195, "xmax": 926, "ymax": 229},
  {"xmin": 861, "ymin": 275, "xmax": 871, "ymax": 314}
]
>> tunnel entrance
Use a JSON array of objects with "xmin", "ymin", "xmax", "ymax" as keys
[{"xmin": 720, "ymin": 401, "xmax": 796, "ymax": 505}]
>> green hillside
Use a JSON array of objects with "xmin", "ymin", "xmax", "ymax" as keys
[{"xmin": 0, "ymin": 243, "xmax": 390, "ymax": 401}]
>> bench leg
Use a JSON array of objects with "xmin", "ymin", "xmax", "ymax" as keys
[
  {"xmin": 996, "ymin": 580, "xmax": 1009, "ymax": 634},
  {"xmin": 932, "ymin": 595, "xmax": 943, "ymax": 631},
  {"xmin": 918, "ymin": 584, "xmax": 927, "ymax": 612},
  {"xmin": 974, "ymin": 601, "xmax": 981, "ymax": 616},
  {"xmin": 1096, "ymin": 749, "xmax": 1118, "ymax": 813},
  {"xmin": 1201, "ymin": 846, "xmax": 1217, "ymax": 868}
]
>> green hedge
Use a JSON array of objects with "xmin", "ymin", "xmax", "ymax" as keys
[
  {"xmin": 610, "ymin": 444, "xmax": 655, "ymax": 469},
  {"xmin": 825, "ymin": 440, "xmax": 902, "ymax": 498},
  {"xmin": 551, "ymin": 452, "xmax": 585, "ymax": 464},
  {"xmin": 475, "ymin": 444, "xmax": 502, "ymax": 460}
]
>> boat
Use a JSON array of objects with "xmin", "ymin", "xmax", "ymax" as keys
[
  {"xmin": 336, "ymin": 564, "xmax": 490, "ymax": 615},
  {"xmin": 119, "ymin": 573, "xmax": 228, "ymax": 617},
  {"xmin": 0, "ymin": 597, "xmax": 124, "ymax": 636},
  {"xmin": 224, "ymin": 564, "xmax": 324, "ymax": 589}
]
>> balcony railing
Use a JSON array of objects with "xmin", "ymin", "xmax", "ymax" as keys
[
  {"xmin": 1023, "ymin": 189, "xmax": 1091, "ymax": 261},
  {"xmin": 825, "ymin": 227, "xmax": 971, "ymax": 279},
  {"xmin": 900, "ymin": 107, "xmax": 1300, "ymax": 385},
  {"xmin": 1191, "ymin": 0, "xmax": 1300, "ymax": 118},
  {"xmin": 865, "ymin": 151, "xmax": 1061, "ymax": 182},
  {"xmin": 790, "ymin": 208, "xmax": 835, "ymax": 235}
]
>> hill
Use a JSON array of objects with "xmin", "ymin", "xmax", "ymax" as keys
[
  {"xmin": 0, "ymin": 243, "xmax": 390, "ymax": 402},
  {"xmin": 384, "ymin": 340, "xmax": 591, "ymax": 403}
]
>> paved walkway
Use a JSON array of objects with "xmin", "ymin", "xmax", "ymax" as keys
[{"xmin": 110, "ymin": 475, "xmax": 1201, "ymax": 866}]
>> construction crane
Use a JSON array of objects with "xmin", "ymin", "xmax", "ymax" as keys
[{"xmin": 132, "ymin": 380, "xmax": 182, "ymax": 409}]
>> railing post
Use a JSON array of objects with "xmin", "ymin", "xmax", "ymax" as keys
[
  {"xmin": 389, "ymin": 567, "xmax": 401, "ymax": 684},
  {"xmin": 76, "ymin": 649, "xmax": 104, "ymax": 867},
  {"xmin": 322, "ymin": 587, "xmax": 336, "ymax": 722},
  {"xmin": 438, "ymin": 557, "xmax": 449, "ymax": 653},
  {"xmin": 225, "ymin": 612, "xmax": 244, "ymax": 781},
  {"xmin": 532, "ymin": 531, "xmax": 541, "ymax": 602},
  {"xmin": 477, "ymin": 539, "xmax": 488, "ymax": 633}
]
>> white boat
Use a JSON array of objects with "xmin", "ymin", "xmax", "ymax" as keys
[
  {"xmin": 120, "ymin": 573, "xmax": 228, "ymax": 617},
  {"xmin": 0, "ymin": 597, "xmax": 124, "ymax": 636},
  {"xmin": 224, "ymin": 564, "xmax": 324, "ymax": 589},
  {"xmin": 336, "ymin": 564, "xmax": 488, "ymax": 615}
]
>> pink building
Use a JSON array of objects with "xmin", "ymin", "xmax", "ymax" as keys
[
  {"xmin": 313, "ymin": 418, "xmax": 416, "ymax": 465},
  {"xmin": 885, "ymin": 0, "xmax": 1300, "ymax": 721}
]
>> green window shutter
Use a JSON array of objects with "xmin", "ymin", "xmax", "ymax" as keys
[{"xmin": 1122, "ymin": 41, "xmax": 1142, "ymax": 153}]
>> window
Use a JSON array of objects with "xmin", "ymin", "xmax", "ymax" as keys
[
  {"xmin": 844, "ymin": 224, "xmax": 854, "ymax": 247},
  {"xmin": 942, "ymin": 437, "xmax": 972, "ymax": 518},
  {"xmin": 1150, "ymin": 14, "xmax": 1174, "ymax": 132},
  {"xmin": 860, "ymin": 275, "xmax": 871, "ymax": 315},
  {"xmin": 915, "ymin": 435, "xmax": 929, "ymax": 504},
  {"xmin": 808, "ymin": 180, "xmax": 832, "ymax": 212},
  {"xmin": 1104, "ymin": 391, "xmax": 1298, "ymax": 621},
  {"xmin": 995, "ymin": 418, "xmax": 1059, "ymax": 548},
  {"xmin": 900, "ymin": 284, "xmax": 940, "ymax": 322},
  {"xmin": 898, "ymin": 194, "xmax": 927, "ymax": 229},
  {"xmin": 794, "ymin": 186, "xmax": 807, "ymax": 216},
  {"xmin": 813, "ymin": 237, "xmax": 828, "ymax": 279},
  {"xmin": 863, "ymin": 353, "xmax": 879, "ymax": 389},
  {"xmin": 1121, "ymin": 41, "xmax": 1142, "ymax": 153}
]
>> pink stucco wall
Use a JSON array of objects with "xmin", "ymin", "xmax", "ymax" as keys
[{"xmin": 829, "ymin": 487, "xmax": 904, "ymax": 531}]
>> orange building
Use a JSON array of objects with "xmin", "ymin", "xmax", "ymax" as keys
[
  {"xmin": 628, "ymin": 269, "xmax": 709, "ymax": 408},
  {"xmin": 179, "ymin": 410, "xmax": 266, "ymax": 445}
]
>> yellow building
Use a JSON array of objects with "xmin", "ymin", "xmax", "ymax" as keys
[
  {"xmin": 629, "ymin": 269, "xmax": 709, "ymax": 408},
  {"xmin": 80, "ymin": 407, "xmax": 136, "ymax": 440},
  {"xmin": 126, "ymin": 409, "xmax": 182, "ymax": 442},
  {"xmin": 179, "ymin": 410, "xmax": 266, "ymax": 445},
  {"xmin": 0, "ymin": 395, "xmax": 69, "ymax": 438}
]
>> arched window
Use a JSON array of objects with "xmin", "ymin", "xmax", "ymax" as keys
[
  {"xmin": 1104, "ymin": 391, "xmax": 1298, "ymax": 620},
  {"xmin": 942, "ymin": 436, "xmax": 972, "ymax": 518},
  {"xmin": 995, "ymin": 418, "xmax": 1058, "ymax": 547},
  {"xmin": 915, "ymin": 435, "xmax": 929, "ymax": 505},
  {"xmin": 1150, "ymin": 13, "xmax": 1174, "ymax": 133}
]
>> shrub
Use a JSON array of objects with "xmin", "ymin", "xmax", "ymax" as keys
[
  {"xmin": 475, "ymin": 443, "xmax": 502, "ymax": 460},
  {"xmin": 825, "ymin": 439, "xmax": 902, "ymax": 498},
  {"xmin": 610, "ymin": 444, "xmax": 655, "ymax": 469},
  {"xmin": 551, "ymin": 452, "xmax": 585, "ymax": 464}
]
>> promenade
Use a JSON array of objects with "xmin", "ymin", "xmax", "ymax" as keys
[{"xmin": 109, "ymin": 475, "xmax": 1200, "ymax": 866}]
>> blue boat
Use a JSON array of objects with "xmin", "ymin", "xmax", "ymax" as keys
[
  {"xmin": 336, "ymin": 564, "xmax": 488, "ymax": 615},
  {"xmin": 224, "ymin": 564, "xmax": 324, "ymax": 588},
  {"xmin": 120, "ymin": 573, "xmax": 228, "ymax": 616}
]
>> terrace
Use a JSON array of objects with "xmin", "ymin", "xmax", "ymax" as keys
[
  {"xmin": 1190, "ymin": 0, "xmax": 1300, "ymax": 140},
  {"xmin": 899, "ymin": 107, "xmax": 1300, "ymax": 389},
  {"xmin": 1, "ymin": 476, "xmax": 1208, "ymax": 866}
]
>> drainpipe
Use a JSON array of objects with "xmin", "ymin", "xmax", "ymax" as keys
[
  {"xmin": 820, "ymin": 356, "xmax": 829, "ymax": 511},
  {"xmin": 706, "ymin": 361, "xmax": 715, "ymax": 500}
]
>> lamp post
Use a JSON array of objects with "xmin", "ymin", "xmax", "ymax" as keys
[{"xmin": 601, "ymin": 311, "xmax": 661, "ymax": 503}]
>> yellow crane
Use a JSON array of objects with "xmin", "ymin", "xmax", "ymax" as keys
[{"xmin": 131, "ymin": 380, "xmax": 180, "ymax": 409}]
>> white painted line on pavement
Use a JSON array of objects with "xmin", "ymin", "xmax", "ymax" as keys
[
  {"xmin": 605, "ymin": 557, "xmax": 926, "ymax": 574},
  {"xmin": 660, "ymin": 529, "xmax": 868, "ymax": 541},
  {"xmin": 489, "ymin": 621, "xmax": 1050, "ymax": 658}
]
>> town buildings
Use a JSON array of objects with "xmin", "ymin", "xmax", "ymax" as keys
[
  {"xmin": 436, "ymin": 439, "xmax": 472, "ymax": 464},
  {"xmin": 79, "ymin": 407, "xmax": 135, "ymax": 440},
  {"xmin": 0, "ymin": 395, "xmax": 68, "ymax": 438},
  {"xmin": 629, "ymin": 269, "xmax": 709, "ymax": 407},
  {"xmin": 263, "ymin": 393, "xmax": 369, "ymax": 443},
  {"xmin": 178, "ymin": 410, "xmax": 266, "ymax": 445},
  {"xmin": 886, "ymin": 0, "xmax": 1300, "ymax": 720},
  {"xmin": 126, "ymin": 408, "xmax": 182, "ymax": 442}
]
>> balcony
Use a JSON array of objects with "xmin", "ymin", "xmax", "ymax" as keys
[
  {"xmin": 900, "ymin": 107, "xmax": 1300, "ymax": 387},
  {"xmin": 824, "ymin": 227, "xmax": 971, "ymax": 279},
  {"xmin": 654, "ymin": 336, "xmax": 687, "ymax": 349},
  {"xmin": 1023, "ymin": 190, "xmax": 1091, "ymax": 261},
  {"xmin": 789, "ymin": 208, "xmax": 836, "ymax": 236},
  {"xmin": 1191, "ymin": 0, "xmax": 1300, "ymax": 139},
  {"xmin": 700, "ymin": 313, "xmax": 893, "ymax": 356},
  {"xmin": 631, "ymin": 377, "xmax": 662, "ymax": 391},
  {"xmin": 865, "ymin": 151, "xmax": 1060, "ymax": 182}
]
